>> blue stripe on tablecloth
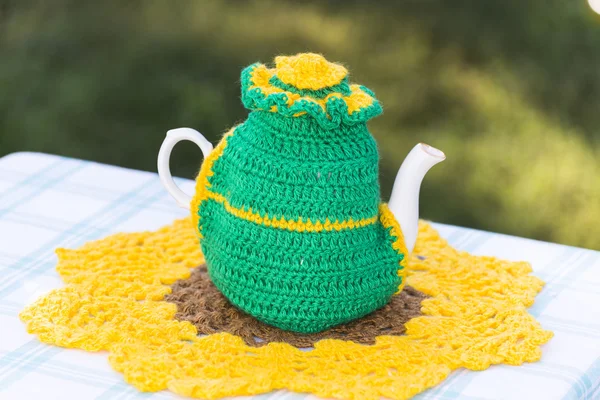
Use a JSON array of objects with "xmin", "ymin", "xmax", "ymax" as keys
[
  {"xmin": 3, "ymin": 211, "xmax": 72, "ymax": 231},
  {"xmin": 0, "ymin": 250, "xmax": 20, "ymax": 264},
  {"xmin": 0, "ymin": 176, "xmax": 162, "ymax": 295},
  {"xmin": 0, "ymin": 301, "xmax": 21, "ymax": 315},
  {"xmin": 562, "ymin": 356, "xmax": 600, "ymax": 400},
  {"xmin": 95, "ymin": 383, "xmax": 145, "ymax": 400},
  {"xmin": 440, "ymin": 228, "xmax": 469, "ymax": 247},
  {"xmin": 0, "ymin": 340, "xmax": 61, "ymax": 388},
  {"xmin": 586, "ymin": 358, "xmax": 600, "ymax": 400},
  {"xmin": 0, "ymin": 157, "xmax": 65, "ymax": 192},
  {"xmin": 1, "ymin": 355, "xmax": 121, "ymax": 387},
  {"xmin": 499, "ymin": 362, "xmax": 587, "ymax": 399},
  {"xmin": 530, "ymin": 249, "xmax": 598, "ymax": 318},
  {"xmin": 0, "ymin": 156, "xmax": 176, "ymax": 391},
  {"xmin": 539, "ymin": 316, "xmax": 600, "ymax": 338},
  {"xmin": 0, "ymin": 159, "xmax": 84, "ymax": 218}
]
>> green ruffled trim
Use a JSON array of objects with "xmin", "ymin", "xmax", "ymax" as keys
[
  {"xmin": 241, "ymin": 63, "xmax": 382, "ymax": 129},
  {"xmin": 268, "ymin": 75, "xmax": 352, "ymax": 99}
]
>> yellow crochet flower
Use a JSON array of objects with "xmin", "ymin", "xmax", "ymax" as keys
[
  {"xmin": 275, "ymin": 53, "xmax": 348, "ymax": 90},
  {"xmin": 19, "ymin": 218, "xmax": 553, "ymax": 400}
]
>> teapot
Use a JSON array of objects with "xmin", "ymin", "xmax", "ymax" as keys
[{"xmin": 157, "ymin": 53, "xmax": 445, "ymax": 333}]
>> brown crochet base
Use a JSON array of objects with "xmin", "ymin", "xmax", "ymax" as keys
[{"xmin": 165, "ymin": 265, "xmax": 427, "ymax": 348}]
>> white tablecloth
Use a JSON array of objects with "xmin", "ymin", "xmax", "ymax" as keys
[{"xmin": 0, "ymin": 152, "xmax": 598, "ymax": 400}]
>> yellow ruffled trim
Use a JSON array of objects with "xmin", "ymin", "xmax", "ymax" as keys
[
  {"xmin": 20, "ymin": 219, "xmax": 553, "ymax": 400},
  {"xmin": 249, "ymin": 63, "xmax": 376, "ymax": 115},
  {"xmin": 205, "ymin": 190, "xmax": 378, "ymax": 232}
]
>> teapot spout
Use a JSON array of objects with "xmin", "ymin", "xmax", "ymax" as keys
[{"xmin": 388, "ymin": 143, "xmax": 445, "ymax": 254}]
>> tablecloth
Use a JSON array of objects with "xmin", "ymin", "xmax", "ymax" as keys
[{"xmin": 0, "ymin": 151, "xmax": 598, "ymax": 400}]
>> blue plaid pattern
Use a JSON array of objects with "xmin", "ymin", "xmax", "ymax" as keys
[{"xmin": 0, "ymin": 152, "xmax": 598, "ymax": 400}]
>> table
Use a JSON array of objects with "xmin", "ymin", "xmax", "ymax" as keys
[{"xmin": 0, "ymin": 152, "xmax": 598, "ymax": 400}]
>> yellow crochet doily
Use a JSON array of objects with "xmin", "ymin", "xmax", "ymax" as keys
[{"xmin": 20, "ymin": 218, "xmax": 553, "ymax": 400}]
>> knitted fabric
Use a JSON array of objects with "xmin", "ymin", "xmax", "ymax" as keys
[
  {"xmin": 20, "ymin": 217, "xmax": 553, "ymax": 400},
  {"xmin": 190, "ymin": 53, "xmax": 405, "ymax": 333},
  {"xmin": 165, "ymin": 266, "xmax": 427, "ymax": 348}
]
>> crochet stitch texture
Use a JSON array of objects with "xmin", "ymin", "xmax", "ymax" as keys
[
  {"xmin": 166, "ymin": 266, "xmax": 427, "ymax": 348},
  {"xmin": 190, "ymin": 53, "xmax": 405, "ymax": 333},
  {"xmin": 19, "ymin": 218, "xmax": 553, "ymax": 400}
]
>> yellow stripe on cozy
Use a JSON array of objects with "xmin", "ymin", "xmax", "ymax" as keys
[
  {"xmin": 190, "ymin": 125, "xmax": 380, "ymax": 235},
  {"xmin": 379, "ymin": 203, "xmax": 409, "ymax": 293},
  {"xmin": 191, "ymin": 126, "xmax": 378, "ymax": 236},
  {"xmin": 205, "ymin": 190, "xmax": 378, "ymax": 233}
]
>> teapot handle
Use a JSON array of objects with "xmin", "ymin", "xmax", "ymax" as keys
[{"xmin": 157, "ymin": 127, "xmax": 214, "ymax": 209}]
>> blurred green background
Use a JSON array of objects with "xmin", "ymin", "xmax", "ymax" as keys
[{"xmin": 1, "ymin": 0, "xmax": 599, "ymax": 249}]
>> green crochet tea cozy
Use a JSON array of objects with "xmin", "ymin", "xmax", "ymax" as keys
[{"xmin": 190, "ymin": 53, "xmax": 407, "ymax": 333}]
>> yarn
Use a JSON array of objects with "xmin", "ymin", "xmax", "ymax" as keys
[
  {"xmin": 273, "ymin": 53, "xmax": 348, "ymax": 90},
  {"xmin": 165, "ymin": 266, "xmax": 427, "ymax": 348},
  {"xmin": 191, "ymin": 53, "xmax": 403, "ymax": 333},
  {"xmin": 20, "ymin": 217, "xmax": 553, "ymax": 400},
  {"xmin": 241, "ymin": 54, "xmax": 382, "ymax": 129}
]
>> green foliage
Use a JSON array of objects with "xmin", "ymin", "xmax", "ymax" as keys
[{"xmin": 1, "ymin": 0, "xmax": 599, "ymax": 249}]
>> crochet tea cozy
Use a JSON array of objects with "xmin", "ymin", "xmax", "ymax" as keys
[{"xmin": 190, "ymin": 53, "xmax": 407, "ymax": 333}]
